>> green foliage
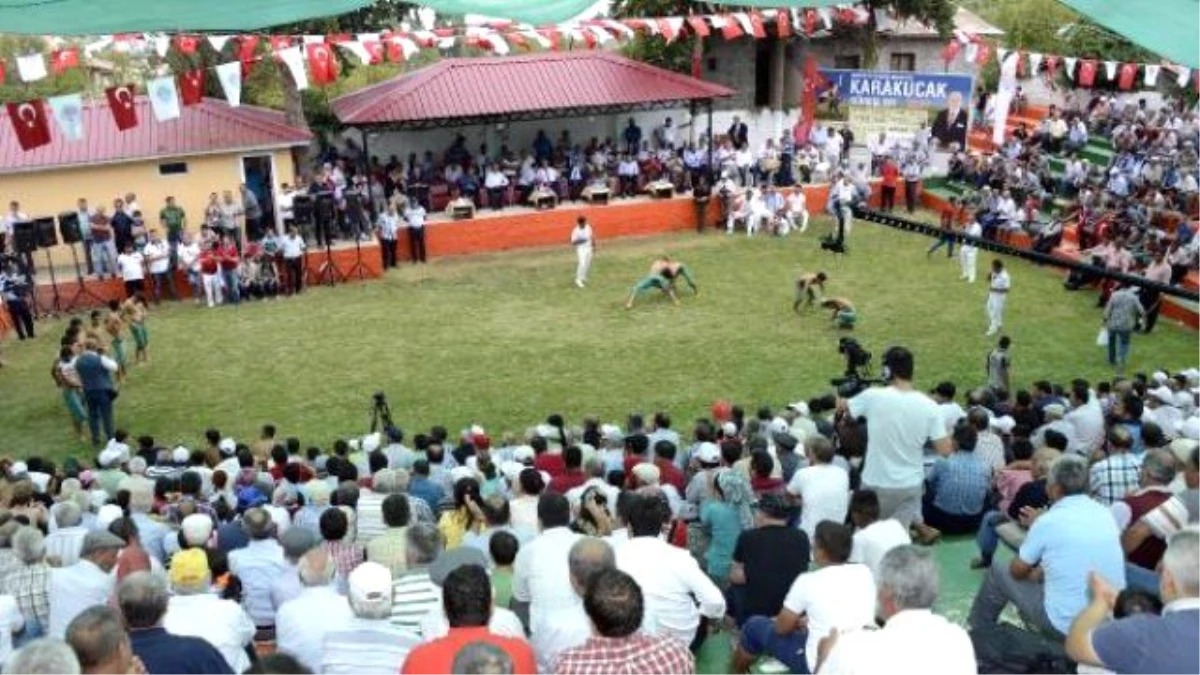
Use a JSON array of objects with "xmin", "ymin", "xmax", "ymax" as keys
[
  {"xmin": 0, "ymin": 36, "xmax": 94, "ymax": 103},
  {"xmin": 960, "ymin": 0, "xmax": 1156, "ymax": 63},
  {"xmin": 612, "ymin": 0, "xmax": 693, "ymax": 73},
  {"xmin": 831, "ymin": 0, "xmax": 957, "ymax": 67}
]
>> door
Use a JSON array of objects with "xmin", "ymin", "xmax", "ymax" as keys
[{"xmin": 240, "ymin": 154, "xmax": 277, "ymax": 234}]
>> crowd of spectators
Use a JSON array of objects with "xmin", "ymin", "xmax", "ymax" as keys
[{"xmin": 0, "ymin": 343, "xmax": 1196, "ymax": 674}]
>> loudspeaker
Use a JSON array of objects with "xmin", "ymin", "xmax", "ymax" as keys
[
  {"xmin": 34, "ymin": 217, "xmax": 58, "ymax": 248},
  {"xmin": 314, "ymin": 192, "xmax": 336, "ymax": 239},
  {"xmin": 58, "ymin": 211, "xmax": 82, "ymax": 245},
  {"xmin": 12, "ymin": 221, "xmax": 37, "ymax": 254},
  {"xmin": 292, "ymin": 195, "xmax": 313, "ymax": 225}
]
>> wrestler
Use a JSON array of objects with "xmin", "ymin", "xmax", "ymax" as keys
[
  {"xmin": 624, "ymin": 256, "xmax": 697, "ymax": 309},
  {"xmin": 821, "ymin": 297, "xmax": 857, "ymax": 330},
  {"xmin": 793, "ymin": 271, "xmax": 828, "ymax": 313}
]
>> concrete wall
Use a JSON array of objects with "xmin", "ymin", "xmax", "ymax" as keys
[{"xmin": 4, "ymin": 148, "xmax": 298, "ymax": 266}]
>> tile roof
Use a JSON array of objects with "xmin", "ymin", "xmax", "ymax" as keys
[
  {"xmin": 332, "ymin": 50, "xmax": 735, "ymax": 127},
  {"xmin": 0, "ymin": 97, "xmax": 312, "ymax": 175}
]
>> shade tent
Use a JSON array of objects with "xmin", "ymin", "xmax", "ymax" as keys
[
  {"xmin": 1054, "ymin": 0, "xmax": 1199, "ymax": 69},
  {"xmin": 414, "ymin": 0, "xmax": 603, "ymax": 26},
  {"xmin": 692, "ymin": 0, "xmax": 845, "ymax": 7},
  {"xmin": 0, "ymin": 0, "xmax": 374, "ymax": 34},
  {"xmin": 331, "ymin": 51, "xmax": 734, "ymax": 131}
]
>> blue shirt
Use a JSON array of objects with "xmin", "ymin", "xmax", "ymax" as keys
[
  {"xmin": 1019, "ymin": 494, "xmax": 1126, "ymax": 633},
  {"xmin": 1092, "ymin": 601, "xmax": 1200, "ymax": 674},
  {"xmin": 228, "ymin": 539, "xmax": 288, "ymax": 627},
  {"xmin": 928, "ymin": 451, "xmax": 992, "ymax": 515},
  {"xmin": 129, "ymin": 627, "xmax": 233, "ymax": 674},
  {"xmin": 408, "ymin": 476, "xmax": 445, "ymax": 514},
  {"xmin": 700, "ymin": 501, "xmax": 743, "ymax": 580}
]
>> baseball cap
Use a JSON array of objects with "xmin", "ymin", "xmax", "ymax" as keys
[
  {"xmin": 990, "ymin": 415, "xmax": 1016, "ymax": 434},
  {"xmin": 1150, "ymin": 386, "xmax": 1176, "ymax": 405},
  {"xmin": 601, "ymin": 424, "xmax": 624, "ymax": 445},
  {"xmin": 787, "ymin": 401, "xmax": 810, "ymax": 417},
  {"xmin": 362, "ymin": 432, "xmax": 382, "ymax": 454},
  {"xmin": 172, "ymin": 446, "xmax": 191, "ymax": 463},
  {"xmin": 721, "ymin": 422, "xmax": 738, "ymax": 437},
  {"xmin": 218, "ymin": 438, "xmax": 237, "ymax": 456},
  {"xmin": 169, "ymin": 549, "xmax": 211, "ymax": 587},
  {"xmin": 79, "ymin": 531, "xmax": 125, "ymax": 557},
  {"xmin": 694, "ymin": 442, "xmax": 720, "ymax": 465},
  {"xmin": 280, "ymin": 527, "xmax": 318, "ymax": 560},
  {"xmin": 181, "ymin": 513, "xmax": 214, "ymax": 547},
  {"xmin": 430, "ymin": 547, "xmax": 489, "ymax": 587},
  {"xmin": 348, "ymin": 562, "xmax": 393, "ymax": 610},
  {"xmin": 96, "ymin": 504, "xmax": 123, "ymax": 531}
]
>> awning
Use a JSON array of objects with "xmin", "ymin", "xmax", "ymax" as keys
[
  {"xmin": 332, "ymin": 50, "xmax": 734, "ymax": 130},
  {"xmin": 413, "ymin": 0, "xmax": 601, "ymax": 26},
  {"xmin": 692, "ymin": 0, "xmax": 845, "ymax": 7},
  {"xmin": 1054, "ymin": 0, "xmax": 1200, "ymax": 69},
  {"xmin": 0, "ymin": 0, "xmax": 375, "ymax": 34}
]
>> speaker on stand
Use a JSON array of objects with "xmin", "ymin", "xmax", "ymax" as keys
[
  {"xmin": 58, "ymin": 211, "xmax": 105, "ymax": 311},
  {"xmin": 31, "ymin": 217, "xmax": 63, "ymax": 315},
  {"xmin": 342, "ymin": 192, "xmax": 371, "ymax": 281}
]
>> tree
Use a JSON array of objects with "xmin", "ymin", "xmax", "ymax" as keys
[
  {"xmin": 612, "ymin": 0, "xmax": 695, "ymax": 74},
  {"xmin": 0, "ymin": 36, "xmax": 97, "ymax": 103}
]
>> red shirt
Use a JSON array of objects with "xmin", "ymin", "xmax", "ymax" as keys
[
  {"xmin": 199, "ymin": 250, "xmax": 219, "ymax": 275},
  {"xmin": 655, "ymin": 459, "xmax": 686, "ymax": 493},
  {"xmin": 623, "ymin": 455, "xmax": 648, "ymax": 484},
  {"xmin": 548, "ymin": 470, "xmax": 588, "ymax": 495},
  {"xmin": 401, "ymin": 627, "xmax": 536, "ymax": 674},
  {"xmin": 218, "ymin": 244, "xmax": 239, "ymax": 270},
  {"xmin": 533, "ymin": 453, "xmax": 566, "ymax": 478},
  {"xmin": 881, "ymin": 162, "xmax": 899, "ymax": 188},
  {"xmin": 750, "ymin": 476, "xmax": 785, "ymax": 496}
]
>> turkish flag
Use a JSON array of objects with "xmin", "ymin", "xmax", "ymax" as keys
[
  {"xmin": 105, "ymin": 84, "xmax": 139, "ymax": 130},
  {"xmin": 747, "ymin": 12, "xmax": 767, "ymax": 38},
  {"xmin": 363, "ymin": 40, "xmax": 384, "ymax": 64},
  {"xmin": 306, "ymin": 43, "xmax": 338, "ymax": 86},
  {"xmin": 686, "ymin": 16, "xmax": 709, "ymax": 37},
  {"xmin": 803, "ymin": 9, "xmax": 817, "ymax": 35},
  {"xmin": 6, "ymin": 99, "xmax": 52, "ymax": 151},
  {"xmin": 269, "ymin": 35, "xmax": 292, "ymax": 53},
  {"xmin": 51, "ymin": 49, "xmax": 79, "ymax": 75},
  {"xmin": 178, "ymin": 69, "xmax": 205, "ymax": 106},
  {"xmin": 720, "ymin": 16, "xmax": 744, "ymax": 40},
  {"xmin": 238, "ymin": 36, "xmax": 259, "ymax": 77},
  {"xmin": 1078, "ymin": 60, "xmax": 1097, "ymax": 87},
  {"xmin": 1117, "ymin": 63, "xmax": 1137, "ymax": 90},
  {"xmin": 176, "ymin": 35, "xmax": 199, "ymax": 55},
  {"xmin": 386, "ymin": 39, "xmax": 405, "ymax": 62},
  {"xmin": 973, "ymin": 42, "xmax": 991, "ymax": 66},
  {"xmin": 539, "ymin": 29, "xmax": 560, "ymax": 51},
  {"xmin": 1016, "ymin": 51, "xmax": 1026, "ymax": 78},
  {"xmin": 1044, "ymin": 55, "xmax": 1058, "ymax": 80},
  {"xmin": 776, "ymin": 10, "xmax": 791, "ymax": 38},
  {"xmin": 941, "ymin": 41, "xmax": 961, "ymax": 65},
  {"xmin": 793, "ymin": 56, "xmax": 828, "ymax": 146}
]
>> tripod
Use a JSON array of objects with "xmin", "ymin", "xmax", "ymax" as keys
[
  {"xmin": 307, "ymin": 193, "xmax": 342, "ymax": 287},
  {"xmin": 64, "ymin": 243, "xmax": 107, "ymax": 310},
  {"xmin": 37, "ymin": 248, "xmax": 64, "ymax": 316},
  {"xmin": 342, "ymin": 196, "xmax": 372, "ymax": 281}
]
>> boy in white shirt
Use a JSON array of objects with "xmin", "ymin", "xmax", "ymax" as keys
[{"xmin": 116, "ymin": 244, "xmax": 145, "ymax": 298}]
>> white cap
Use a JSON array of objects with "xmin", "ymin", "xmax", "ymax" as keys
[
  {"xmin": 449, "ymin": 466, "xmax": 476, "ymax": 484},
  {"xmin": 694, "ymin": 442, "xmax": 720, "ymax": 465},
  {"xmin": 7, "ymin": 462, "xmax": 27, "ymax": 478},
  {"xmin": 1043, "ymin": 404, "xmax": 1066, "ymax": 419},
  {"xmin": 990, "ymin": 415, "xmax": 1017, "ymax": 434},
  {"xmin": 1151, "ymin": 371, "xmax": 1169, "ymax": 385},
  {"xmin": 512, "ymin": 445, "xmax": 535, "ymax": 463},
  {"xmin": 500, "ymin": 461, "xmax": 525, "ymax": 481},
  {"xmin": 172, "ymin": 446, "xmax": 191, "ymax": 463},
  {"xmin": 769, "ymin": 418, "xmax": 789, "ymax": 435},
  {"xmin": 631, "ymin": 462, "xmax": 660, "ymax": 486},
  {"xmin": 470, "ymin": 424, "xmax": 486, "ymax": 437},
  {"xmin": 218, "ymin": 438, "xmax": 237, "ymax": 456},
  {"xmin": 96, "ymin": 504, "xmax": 123, "ymax": 531},
  {"xmin": 181, "ymin": 514, "xmax": 214, "ymax": 546},
  {"xmin": 97, "ymin": 446, "xmax": 123, "ymax": 468},
  {"xmin": 348, "ymin": 562, "xmax": 393, "ymax": 611},
  {"xmin": 721, "ymin": 422, "xmax": 738, "ymax": 437},
  {"xmin": 788, "ymin": 401, "xmax": 811, "ymax": 417},
  {"xmin": 1150, "ymin": 386, "xmax": 1176, "ymax": 405},
  {"xmin": 362, "ymin": 432, "xmax": 382, "ymax": 454}
]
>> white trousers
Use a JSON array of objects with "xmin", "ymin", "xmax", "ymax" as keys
[
  {"xmin": 987, "ymin": 293, "xmax": 1006, "ymax": 333},
  {"xmin": 575, "ymin": 244, "xmax": 593, "ymax": 284},
  {"xmin": 202, "ymin": 273, "xmax": 222, "ymax": 307},
  {"xmin": 960, "ymin": 247, "xmax": 978, "ymax": 283},
  {"xmin": 789, "ymin": 209, "xmax": 809, "ymax": 233}
]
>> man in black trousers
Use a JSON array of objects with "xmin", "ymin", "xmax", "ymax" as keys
[{"xmin": 0, "ymin": 260, "xmax": 34, "ymax": 340}]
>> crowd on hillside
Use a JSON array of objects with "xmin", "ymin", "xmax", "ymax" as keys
[{"xmin": 0, "ymin": 343, "xmax": 1197, "ymax": 674}]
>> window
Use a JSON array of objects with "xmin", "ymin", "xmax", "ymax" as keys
[
  {"xmin": 707, "ymin": 57, "xmax": 717, "ymax": 72},
  {"xmin": 158, "ymin": 162, "xmax": 188, "ymax": 176},
  {"xmin": 834, "ymin": 54, "xmax": 861, "ymax": 70},
  {"xmin": 890, "ymin": 53, "xmax": 916, "ymax": 72}
]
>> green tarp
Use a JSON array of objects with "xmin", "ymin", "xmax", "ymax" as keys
[
  {"xmin": 1055, "ymin": 0, "xmax": 1199, "ymax": 69},
  {"xmin": 0, "ymin": 0, "xmax": 375, "ymax": 34},
  {"xmin": 693, "ymin": 0, "xmax": 846, "ymax": 7},
  {"xmin": 413, "ymin": 0, "xmax": 600, "ymax": 25}
]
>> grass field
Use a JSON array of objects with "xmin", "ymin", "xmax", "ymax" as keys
[{"xmin": 1, "ymin": 213, "xmax": 1197, "ymax": 463}]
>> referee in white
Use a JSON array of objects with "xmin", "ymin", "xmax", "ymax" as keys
[
  {"xmin": 986, "ymin": 258, "xmax": 1010, "ymax": 336},
  {"xmin": 571, "ymin": 216, "xmax": 594, "ymax": 288}
]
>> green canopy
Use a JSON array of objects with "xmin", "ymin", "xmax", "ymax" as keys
[
  {"xmin": 1055, "ymin": 0, "xmax": 1200, "ymax": 69},
  {"xmin": 693, "ymin": 0, "xmax": 845, "ymax": 7},
  {"xmin": 0, "ymin": 0, "xmax": 375, "ymax": 34},
  {"xmin": 414, "ymin": 0, "xmax": 599, "ymax": 25}
]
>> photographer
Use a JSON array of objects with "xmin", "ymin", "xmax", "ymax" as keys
[
  {"xmin": 0, "ymin": 259, "xmax": 34, "ymax": 340},
  {"xmin": 837, "ymin": 346, "xmax": 951, "ymax": 545}
]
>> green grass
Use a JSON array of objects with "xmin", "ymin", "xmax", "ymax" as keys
[{"xmin": 1, "ymin": 213, "xmax": 1196, "ymax": 463}]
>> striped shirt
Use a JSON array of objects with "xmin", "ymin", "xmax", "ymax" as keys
[
  {"xmin": 1, "ymin": 562, "xmax": 49, "ymax": 629},
  {"xmin": 390, "ymin": 571, "xmax": 441, "ymax": 636},
  {"xmin": 322, "ymin": 617, "xmax": 421, "ymax": 674},
  {"xmin": 43, "ymin": 526, "xmax": 89, "ymax": 568},
  {"xmin": 365, "ymin": 528, "xmax": 408, "ymax": 578}
]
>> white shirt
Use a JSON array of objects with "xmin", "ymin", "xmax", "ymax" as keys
[
  {"xmin": 788, "ymin": 191, "xmax": 807, "ymax": 213},
  {"xmin": 938, "ymin": 402, "xmax": 966, "ymax": 436},
  {"xmin": 275, "ymin": 585, "xmax": 355, "ymax": 673},
  {"xmin": 962, "ymin": 221, "xmax": 982, "ymax": 251},
  {"xmin": 818, "ymin": 608, "xmax": 975, "ymax": 674},
  {"xmin": 44, "ymin": 526, "xmax": 89, "ymax": 568},
  {"xmin": 177, "ymin": 242, "xmax": 201, "ymax": 272},
  {"xmin": 322, "ymin": 617, "xmax": 421, "ymax": 675},
  {"xmin": 848, "ymin": 387, "xmax": 947, "ymax": 489},
  {"xmin": 849, "ymin": 519, "xmax": 911, "ymax": 582},
  {"xmin": 143, "ymin": 241, "xmax": 170, "ymax": 274},
  {"xmin": 564, "ymin": 478, "xmax": 620, "ymax": 514},
  {"xmin": 509, "ymin": 496, "xmax": 540, "ymax": 532},
  {"xmin": 532, "ymin": 602, "xmax": 591, "ymax": 672},
  {"xmin": 782, "ymin": 562, "xmax": 877, "ymax": 673},
  {"xmin": 280, "ymin": 234, "xmax": 306, "ymax": 259},
  {"xmin": 417, "ymin": 603, "xmax": 525, "ymax": 642},
  {"xmin": 0, "ymin": 595, "xmax": 23, "ymax": 666},
  {"xmin": 615, "ymin": 535, "xmax": 726, "ymax": 647},
  {"xmin": 570, "ymin": 225, "xmax": 593, "ymax": 248},
  {"xmin": 1066, "ymin": 401, "xmax": 1106, "ymax": 455},
  {"xmin": 484, "ymin": 170, "xmax": 510, "ymax": 189},
  {"xmin": 117, "ymin": 252, "xmax": 145, "ymax": 281},
  {"xmin": 48, "ymin": 560, "xmax": 114, "ymax": 638},
  {"xmin": 378, "ymin": 212, "xmax": 401, "ymax": 239},
  {"xmin": 786, "ymin": 464, "xmax": 850, "ymax": 544},
  {"xmin": 403, "ymin": 206, "xmax": 426, "ymax": 229},
  {"xmin": 163, "ymin": 593, "xmax": 256, "ymax": 673},
  {"xmin": 512, "ymin": 527, "xmax": 581, "ymax": 634},
  {"xmin": 989, "ymin": 269, "xmax": 1011, "ymax": 294}
]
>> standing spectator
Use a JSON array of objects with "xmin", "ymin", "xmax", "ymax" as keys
[
  {"xmin": 400, "ymin": 565, "xmax": 536, "ymax": 674},
  {"xmin": 728, "ymin": 494, "xmax": 809, "ymax": 627},
  {"xmin": 623, "ymin": 118, "xmax": 643, "ymax": 154},
  {"xmin": 216, "ymin": 235, "xmax": 240, "ymax": 306},
  {"xmin": 275, "ymin": 548, "xmax": 354, "ymax": 673},
  {"xmin": 158, "ymin": 196, "xmax": 186, "ymax": 263},
  {"xmin": 968, "ymin": 454, "xmax": 1125, "ymax": 640},
  {"xmin": 48, "ymin": 532, "xmax": 122, "ymax": 638},
  {"xmin": 402, "ymin": 201, "xmax": 427, "ymax": 264},
  {"xmin": 239, "ymin": 185, "xmax": 263, "ymax": 242},
  {"xmin": 227, "ymin": 508, "xmax": 287, "ymax": 638},
  {"xmin": 73, "ymin": 340, "xmax": 118, "ymax": 449},
  {"xmin": 842, "ymin": 346, "xmax": 951, "ymax": 543},
  {"xmin": 816, "ymin": 546, "xmax": 976, "ymax": 673},
  {"xmin": 732, "ymin": 522, "xmax": 876, "ymax": 674},
  {"xmin": 115, "ymin": 244, "xmax": 145, "ymax": 299},
  {"xmin": 699, "ymin": 470, "xmax": 752, "ymax": 585},
  {"xmin": 377, "ymin": 203, "xmax": 399, "ymax": 270},
  {"xmin": 89, "ymin": 206, "xmax": 118, "ymax": 279},
  {"xmin": 279, "ymin": 226, "xmax": 306, "ymax": 296},
  {"xmin": 142, "ymin": 230, "xmax": 174, "ymax": 303},
  {"xmin": 879, "ymin": 156, "xmax": 899, "ymax": 211},
  {"xmin": 1103, "ymin": 285, "xmax": 1145, "ymax": 374},
  {"xmin": 786, "ymin": 436, "xmax": 850, "ymax": 544},
  {"xmin": 322, "ymin": 563, "xmax": 421, "ymax": 674},
  {"xmin": 116, "ymin": 572, "xmax": 233, "ymax": 674},
  {"xmin": 162, "ymin": 550, "xmax": 255, "ymax": 673},
  {"xmin": 902, "ymin": 156, "xmax": 922, "ymax": 213},
  {"xmin": 218, "ymin": 191, "xmax": 243, "ymax": 249}
]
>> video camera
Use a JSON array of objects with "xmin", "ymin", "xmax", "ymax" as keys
[
  {"xmin": 819, "ymin": 234, "xmax": 847, "ymax": 254},
  {"xmin": 830, "ymin": 337, "xmax": 886, "ymax": 397}
]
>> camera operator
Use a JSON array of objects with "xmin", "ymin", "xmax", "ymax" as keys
[
  {"xmin": 836, "ymin": 346, "xmax": 951, "ymax": 545},
  {"xmin": 0, "ymin": 258, "xmax": 34, "ymax": 340}
]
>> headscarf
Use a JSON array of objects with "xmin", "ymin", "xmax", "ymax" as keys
[{"xmin": 716, "ymin": 469, "xmax": 755, "ymax": 530}]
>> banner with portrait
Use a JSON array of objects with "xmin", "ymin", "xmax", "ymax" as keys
[{"xmin": 821, "ymin": 69, "xmax": 975, "ymax": 151}]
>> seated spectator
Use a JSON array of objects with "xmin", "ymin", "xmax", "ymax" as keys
[
  {"xmin": 733, "ymin": 522, "xmax": 875, "ymax": 674},
  {"xmin": 365, "ymin": 494, "xmax": 410, "ymax": 577},
  {"xmin": 1091, "ymin": 426, "xmax": 1142, "ymax": 505},
  {"xmin": 116, "ymin": 572, "xmax": 233, "ymax": 674},
  {"xmin": 531, "ymin": 538, "xmax": 616, "ymax": 672},
  {"xmin": 699, "ymin": 470, "xmax": 752, "ymax": 584},
  {"xmin": 552, "ymin": 568, "xmax": 694, "ymax": 675},
  {"xmin": 728, "ymin": 494, "xmax": 809, "ymax": 627},
  {"xmin": 786, "ymin": 436, "xmax": 850, "ymax": 544},
  {"xmin": 48, "ymin": 532, "xmax": 122, "ymax": 639},
  {"xmin": 816, "ymin": 546, "xmax": 976, "ymax": 672},
  {"xmin": 417, "ymin": 547, "xmax": 525, "ymax": 640},
  {"xmin": 847, "ymin": 489, "xmax": 911, "ymax": 582},
  {"xmin": 275, "ymin": 548, "xmax": 353, "ymax": 673},
  {"xmin": 968, "ymin": 454, "xmax": 1125, "ymax": 640},
  {"xmin": 227, "ymin": 508, "xmax": 287, "ymax": 637},
  {"xmin": 65, "ymin": 606, "xmax": 141, "ymax": 675},
  {"xmin": 1112, "ymin": 448, "xmax": 1179, "ymax": 592},
  {"xmin": 400, "ymin": 564, "xmax": 535, "ymax": 674},
  {"xmin": 322, "ymin": 562, "xmax": 420, "ymax": 674},
  {"xmin": 162, "ymin": 550, "xmax": 254, "ymax": 673},
  {"xmin": 973, "ymin": 446, "xmax": 1059, "ymax": 569},
  {"xmin": 389, "ymin": 523, "xmax": 444, "ymax": 635},
  {"xmin": 923, "ymin": 423, "xmax": 991, "ymax": 535}
]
